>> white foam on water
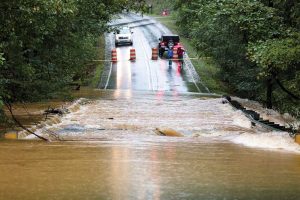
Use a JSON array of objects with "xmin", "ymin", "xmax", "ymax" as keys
[
  {"xmin": 25, "ymin": 134, "xmax": 38, "ymax": 139},
  {"xmin": 193, "ymin": 129, "xmax": 300, "ymax": 154},
  {"xmin": 192, "ymin": 130, "xmax": 243, "ymax": 138},
  {"xmin": 230, "ymin": 131, "xmax": 300, "ymax": 153},
  {"xmin": 214, "ymin": 100, "xmax": 300, "ymax": 153},
  {"xmin": 232, "ymin": 110, "xmax": 252, "ymax": 129},
  {"xmin": 22, "ymin": 94, "xmax": 300, "ymax": 154}
]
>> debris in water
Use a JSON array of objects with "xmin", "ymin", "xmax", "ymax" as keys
[
  {"xmin": 44, "ymin": 107, "xmax": 68, "ymax": 116},
  {"xmin": 221, "ymin": 95, "xmax": 231, "ymax": 104},
  {"xmin": 155, "ymin": 128, "xmax": 183, "ymax": 137}
]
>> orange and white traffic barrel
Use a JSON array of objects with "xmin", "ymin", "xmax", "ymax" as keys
[
  {"xmin": 173, "ymin": 47, "xmax": 178, "ymax": 61},
  {"xmin": 111, "ymin": 49, "xmax": 117, "ymax": 63},
  {"xmin": 129, "ymin": 48, "xmax": 136, "ymax": 61},
  {"xmin": 151, "ymin": 48, "xmax": 158, "ymax": 60}
]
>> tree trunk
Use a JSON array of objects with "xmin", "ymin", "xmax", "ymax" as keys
[
  {"xmin": 268, "ymin": 0, "xmax": 273, "ymax": 7},
  {"xmin": 266, "ymin": 78, "xmax": 273, "ymax": 109},
  {"xmin": 275, "ymin": 78, "xmax": 299, "ymax": 100}
]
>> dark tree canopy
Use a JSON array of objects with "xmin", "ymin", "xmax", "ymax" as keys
[
  {"xmin": 173, "ymin": 0, "xmax": 299, "ymax": 116},
  {"xmin": 0, "ymin": 0, "xmax": 144, "ymax": 107}
]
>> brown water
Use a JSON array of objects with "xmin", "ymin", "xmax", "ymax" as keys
[
  {"xmin": 0, "ymin": 87, "xmax": 104, "ymax": 133},
  {"xmin": 0, "ymin": 101, "xmax": 65, "ymax": 133},
  {"xmin": 0, "ymin": 139, "xmax": 300, "ymax": 200},
  {"xmin": 1, "ymin": 90, "xmax": 300, "ymax": 199}
]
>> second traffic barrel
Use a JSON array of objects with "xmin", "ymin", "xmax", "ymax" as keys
[
  {"xmin": 129, "ymin": 48, "xmax": 136, "ymax": 61},
  {"xmin": 111, "ymin": 49, "xmax": 117, "ymax": 63},
  {"xmin": 152, "ymin": 48, "xmax": 158, "ymax": 60}
]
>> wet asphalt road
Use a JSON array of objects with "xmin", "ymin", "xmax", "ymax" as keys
[{"xmin": 100, "ymin": 13, "xmax": 203, "ymax": 93}]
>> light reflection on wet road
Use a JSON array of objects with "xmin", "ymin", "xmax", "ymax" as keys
[{"xmin": 105, "ymin": 14, "xmax": 192, "ymax": 93}]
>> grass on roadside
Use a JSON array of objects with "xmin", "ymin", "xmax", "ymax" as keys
[
  {"xmin": 85, "ymin": 35, "xmax": 105, "ymax": 88},
  {"xmin": 154, "ymin": 15, "xmax": 228, "ymax": 94}
]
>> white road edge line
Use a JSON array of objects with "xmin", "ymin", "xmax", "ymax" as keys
[
  {"xmin": 104, "ymin": 34, "xmax": 114, "ymax": 90},
  {"xmin": 185, "ymin": 55, "xmax": 202, "ymax": 93},
  {"xmin": 104, "ymin": 62, "xmax": 113, "ymax": 90},
  {"xmin": 139, "ymin": 32, "xmax": 154, "ymax": 91}
]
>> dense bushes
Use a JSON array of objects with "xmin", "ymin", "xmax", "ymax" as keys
[
  {"xmin": 174, "ymin": 0, "xmax": 300, "ymax": 117},
  {"xmin": 0, "ymin": 0, "xmax": 142, "ymax": 109}
]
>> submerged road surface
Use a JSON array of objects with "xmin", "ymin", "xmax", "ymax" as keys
[{"xmin": 1, "ymin": 14, "xmax": 300, "ymax": 200}]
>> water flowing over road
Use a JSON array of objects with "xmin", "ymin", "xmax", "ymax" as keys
[{"xmin": 1, "ymin": 14, "xmax": 300, "ymax": 200}]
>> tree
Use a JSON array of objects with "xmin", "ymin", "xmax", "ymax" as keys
[
  {"xmin": 248, "ymin": 33, "xmax": 300, "ymax": 109},
  {"xmin": 0, "ymin": 0, "xmax": 146, "ymax": 135},
  {"xmin": 174, "ymin": 0, "xmax": 299, "ymax": 116},
  {"xmin": 0, "ymin": 0, "xmax": 144, "ymax": 104}
]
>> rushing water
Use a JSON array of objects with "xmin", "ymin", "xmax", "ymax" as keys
[{"xmin": 1, "ymin": 90, "xmax": 300, "ymax": 200}]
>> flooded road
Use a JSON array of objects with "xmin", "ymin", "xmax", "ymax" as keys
[
  {"xmin": 1, "ymin": 90, "xmax": 300, "ymax": 199},
  {"xmin": 1, "ymin": 14, "xmax": 300, "ymax": 200},
  {"xmin": 1, "ymin": 138, "xmax": 300, "ymax": 200}
]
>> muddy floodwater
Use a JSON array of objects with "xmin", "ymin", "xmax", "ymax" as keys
[
  {"xmin": 1, "ymin": 90, "xmax": 300, "ymax": 200},
  {"xmin": 1, "ymin": 139, "xmax": 300, "ymax": 200}
]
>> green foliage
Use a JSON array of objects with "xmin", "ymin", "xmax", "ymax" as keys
[
  {"xmin": 0, "ymin": 0, "xmax": 144, "ymax": 106},
  {"xmin": 0, "ymin": 53, "xmax": 4, "ymax": 66},
  {"xmin": 248, "ymin": 33, "xmax": 300, "ymax": 75},
  {"xmin": 248, "ymin": 32, "xmax": 300, "ymax": 115},
  {"xmin": 0, "ymin": 96, "xmax": 5, "ymax": 125},
  {"xmin": 174, "ymin": 0, "xmax": 300, "ymax": 116}
]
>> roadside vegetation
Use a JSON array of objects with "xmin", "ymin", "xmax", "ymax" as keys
[
  {"xmin": 149, "ymin": 0, "xmax": 300, "ymax": 119},
  {"xmin": 0, "ymin": 0, "xmax": 146, "ymax": 132}
]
